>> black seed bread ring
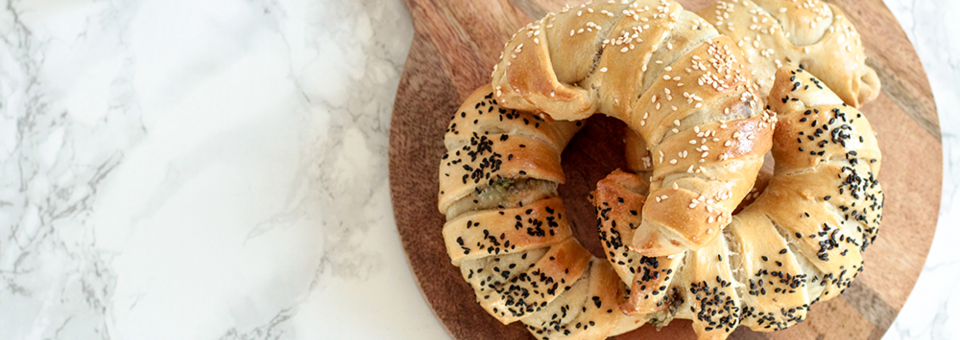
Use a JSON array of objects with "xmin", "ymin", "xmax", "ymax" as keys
[
  {"xmin": 593, "ymin": 67, "xmax": 883, "ymax": 339},
  {"xmin": 438, "ymin": 84, "xmax": 647, "ymax": 339}
]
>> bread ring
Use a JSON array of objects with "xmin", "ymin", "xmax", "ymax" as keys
[
  {"xmin": 593, "ymin": 67, "xmax": 883, "ymax": 339},
  {"xmin": 438, "ymin": 85, "xmax": 647, "ymax": 339},
  {"xmin": 491, "ymin": 0, "xmax": 776, "ymax": 258}
]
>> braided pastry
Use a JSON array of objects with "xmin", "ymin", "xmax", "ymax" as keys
[
  {"xmin": 439, "ymin": 85, "xmax": 647, "ymax": 339},
  {"xmin": 624, "ymin": 0, "xmax": 879, "ymax": 216},
  {"xmin": 593, "ymin": 67, "xmax": 883, "ymax": 339},
  {"xmin": 491, "ymin": 0, "xmax": 776, "ymax": 258},
  {"xmin": 699, "ymin": 0, "xmax": 880, "ymax": 107},
  {"xmin": 623, "ymin": 126, "xmax": 775, "ymax": 212}
]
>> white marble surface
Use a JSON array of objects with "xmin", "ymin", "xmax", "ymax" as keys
[{"xmin": 0, "ymin": 0, "xmax": 955, "ymax": 339}]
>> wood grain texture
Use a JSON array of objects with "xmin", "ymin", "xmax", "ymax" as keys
[{"xmin": 388, "ymin": 0, "xmax": 942, "ymax": 339}]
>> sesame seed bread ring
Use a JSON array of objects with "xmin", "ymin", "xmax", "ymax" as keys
[
  {"xmin": 438, "ymin": 85, "xmax": 646, "ymax": 339},
  {"xmin": 593, "ymin": 67, "xmax": 883, "ymax": 339},
  {"xmin": 491, "ymin": 0, "xmax": 777, "ymax": 258},
  {"xmin": 700, "ymin": 0, "xmax": 880, "ymax": 107},
  {"xmin": 625, "ymin": 0, "xmax": 880, "ymax": 213}
]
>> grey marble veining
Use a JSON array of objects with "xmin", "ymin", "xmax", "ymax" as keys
[
  {"xmin": 0, "ymin": 0, "xmax": 442, "ymax": 338},
  {"xmin": 0, "ymin": 0, "xmax": 956, "ymax": 339}
]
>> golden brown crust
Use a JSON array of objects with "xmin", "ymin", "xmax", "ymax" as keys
[
  {"xmin": 478, "ymin": 238, "xmax": 593, "ymax": 324},
  {"xmin": 593, "ymin": 170, "xmax": 649, "ymax": 284},
  {"xmin": 699, "ymin": 0, "xmax": 880, "ymax": 107},
  {"xmin": 679, "ymin": 229, "xmax": 741, "ymax": 338},
  {"xmin": 443, "ymin": 197, "xmax": 573, "ymax": 265},
  {"xmin": 594, "ymin": 68, "xmax": 883, "ymax": 338},
  {"xmin": 625, "ymin": 0, "xmax": 879, "ymax": 227},
  {"xmin": 725, "ymin": 208, "xmax": 813, "ymax": 331},
  {"xmin": 731, "ymin": 67, "xmax": 882, "ymax": 331},
  {"xmin": 491, "ymin": 0, "xmax": 774, "ymax": 258},
  {"xmin": 438, "ymin": 86, "xmax": 582, "ymax": 213},
  {"xmin": 439, "ymin": 0, "xmax": 882, "ymax": 337},
  {"xmin": 438, "ymin": 84, "xmax": 644, "ymax": 339},
  {"xmin": 640, "ymin": 115, "xmax": 773, "ymax": 252}
]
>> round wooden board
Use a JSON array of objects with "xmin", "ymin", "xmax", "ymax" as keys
[{"xmin": 388, "ymin": 0, "xmax": 943, "ymax": 339}]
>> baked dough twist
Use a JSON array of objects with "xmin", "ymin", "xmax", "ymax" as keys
[
  {"xmin": 628, "ymin": 0, "xmax": 880, "ymax": 181},
  {"xmin": 491, "ymin": 0, "xmax": 776, "ymax": 258},
  {"xmin": 439, "ymin": 85, "xmax": 646, "ymax": 339},
  {"xmin": 594, "ymin": 67, "xmax": 883, "ymax": 339},
  {"xmin": 699, "ymin": 0, "xmax": 880, "ymax": 107}
]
